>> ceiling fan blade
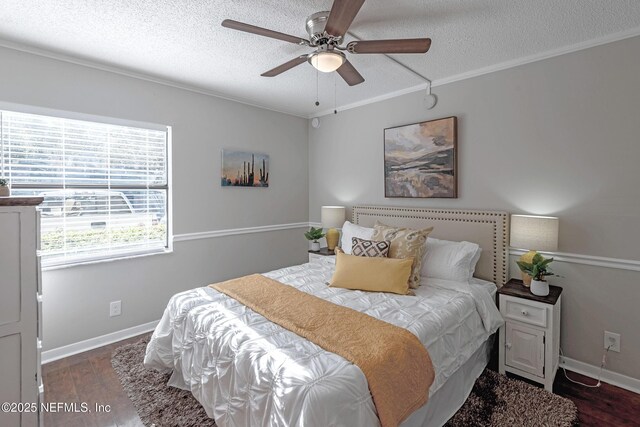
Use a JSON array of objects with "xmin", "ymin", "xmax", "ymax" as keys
[
  {"xmin": 347, "ymin": 38, "xmax": 431, "ymax": 54},
  {"xmin": 336, "ymin": 60, "xmax": 365, "ymax": 86},
  {"xmin": 325, "ymin": 0, "xmax": 365, "ymax": 39},
  {"xmin": 261, "ymin": 56, "xmax": 308, "ymax": 77},
  {"xmin": 222, "ymin": 19, "xmax": 308, "ymax": 45}
]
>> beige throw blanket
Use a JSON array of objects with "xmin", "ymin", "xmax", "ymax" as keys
[{"xmin": 211, "ymin": 274, "xmax": 435, "ymax": 427}]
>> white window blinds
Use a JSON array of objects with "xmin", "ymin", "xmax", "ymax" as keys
[{"xmin": 0, "ymin": 110, "xmax": 169, "ymax": 266}]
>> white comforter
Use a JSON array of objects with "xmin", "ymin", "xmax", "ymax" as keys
[{"xmin": 144, "ymin": 262, "xmax": 503, "ymax": 427}]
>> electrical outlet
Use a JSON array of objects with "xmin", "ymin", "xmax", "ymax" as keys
[
  {"xmin": 604, "ymin": 331, "xmax": 620, "ymax": 352},
  {"xmin": 109, "ymin": 300, "xmax": 122, "ymax": 317}
]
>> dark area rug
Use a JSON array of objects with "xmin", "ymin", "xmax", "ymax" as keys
[
  {"xmin": 111, "ymin": 337, "xmax": 216, "ymax": 427},
  {"xmin": 445, "ymin": 369, "xmax": 579, "ymax": 427},
  {"xmin": 112, "ymin": 338, "xmax": 578, "ymax": 427}
]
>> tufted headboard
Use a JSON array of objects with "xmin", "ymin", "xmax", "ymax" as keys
[{"xmin": 352, "ymin": 206, "xmax": 509, "ymax": 286}]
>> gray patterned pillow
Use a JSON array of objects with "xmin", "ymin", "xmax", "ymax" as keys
[
  {"xmin": 372, "ymin": 221, "xmax": 434, "ymax": 289},
  {"xmin": 352, "ymin": 237, "xmax": 391, "ymax": 258}
]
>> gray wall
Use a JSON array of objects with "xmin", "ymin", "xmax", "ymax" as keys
[
  {"xmin": 0, "ymin": 46, "xmax": 309, "ymax": 351},
  {"xmin": 309, "ymin": 36, "xmax": 640, "ymax": 380},
  {"xmin": 2, "ymin": 32, "xmax": 639, "ymax": 382}
]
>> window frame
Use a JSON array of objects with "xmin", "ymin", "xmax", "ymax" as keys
[{"xmin": 0, "ymin": 102, "xmax": 173, "ymax": 269}]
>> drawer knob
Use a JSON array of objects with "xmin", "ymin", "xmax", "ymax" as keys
[
  {"xmin": 521, "ymin": 310, "xmax": 529, "ymax": 316},
  {"xmin": 505, "ymin": 343, "xmax": 512, "ymax": 350}
]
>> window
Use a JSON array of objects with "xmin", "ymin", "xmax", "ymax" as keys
[{"xmin": 0, "ymin": 109, "xmax": 169, "ymax": 266}]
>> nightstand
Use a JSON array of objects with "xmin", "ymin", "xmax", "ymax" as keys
[
  {"xmin": 308, "ymin": 247, "xmax": 336, "ymax": 266},
  {"xmin": 498, "ymin": 279, "xmax": 562, "ymax": 392}
]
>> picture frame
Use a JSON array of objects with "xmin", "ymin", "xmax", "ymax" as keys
[
  {"xmin": 384, "ymin": 116, "xmax": 457, "ymax": 198},
  {"xmin": 221, "ymin": 149, "xmax": 269, "ymax": 188}
]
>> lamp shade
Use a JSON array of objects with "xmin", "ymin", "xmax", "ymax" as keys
[
  {"xmin": 321, "ymin": 206, "xmax": 346, "ymax": 229},
  {"xmin": 510, "ymin": 215, "xmax": 559, "ymax": 252}
]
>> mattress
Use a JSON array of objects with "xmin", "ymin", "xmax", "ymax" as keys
[{"xmin": 144, "ymin": 262, "xmax": 504, "ymax": 427}]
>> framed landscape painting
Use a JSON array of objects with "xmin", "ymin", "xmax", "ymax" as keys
[
  {"xmin": 221, "ymin": 149, "xmax": 269, "ymax": 187},
  {"xmin": 384, "ymin": 116, "xmax": 457, "ymax": 198}
]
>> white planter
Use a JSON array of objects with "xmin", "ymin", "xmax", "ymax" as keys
[
  {"xmin": 0, "ymin": 186, "xmax": 9, "ymax": 197},
  {"xmin": 310, "ymin": 241, "xmax": 321, "ymax": 251},
  {"xmin": 530, "ymin": 279, "xmax": 550, "ymax": 297}
]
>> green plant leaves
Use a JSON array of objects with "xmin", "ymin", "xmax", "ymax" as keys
[
  {"xmin": 304, "ymin": 226, "xmax": 325, "ymax": 241},
  {"xmin": 517, "ymin": 253, "xmax": 554, "ymax": 280},
  {"xmin": 540, "ymin": 257, "xmax": 554, "ymax": 267}
]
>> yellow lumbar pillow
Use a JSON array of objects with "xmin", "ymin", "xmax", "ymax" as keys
[{"xmin": 329, "ymin": 252, "xmax": 414, "ymax": 295}]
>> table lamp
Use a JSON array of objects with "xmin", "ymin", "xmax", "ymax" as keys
[
  {"xmin": 321, "ymin": 206, "xmax": 346, "ymax": 251},
  {"xmin": 510, "ymin": 215, "xmax": 559, "ymax": 287}
]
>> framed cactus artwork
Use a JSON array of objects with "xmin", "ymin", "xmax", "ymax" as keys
[{"xmin": 221, "ymin": 149, "xmax": 270, "ymax": 187}]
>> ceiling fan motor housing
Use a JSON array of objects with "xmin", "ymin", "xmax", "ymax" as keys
[{"xmin": 306, "ymin": 11, "xmax": 333, "ymax": 45}]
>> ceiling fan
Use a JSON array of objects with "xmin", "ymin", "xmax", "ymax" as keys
[{"xmin": 221, "ymin": 0, "xmax": 431, "ymax": 86}]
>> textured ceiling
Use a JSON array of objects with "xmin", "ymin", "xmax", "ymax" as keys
[{"xmin": 1, "ymin": 1, "xmax": 640, "ymax": 117}]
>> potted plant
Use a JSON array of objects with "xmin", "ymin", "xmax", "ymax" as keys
[
  {"xmin": 0, "ymin": 178, "xmax": 9, "ymax": 197},
  {"xmin": 304, "ymin": 227, "xmax": 325, "ymax": 252},
  {"xmin": 516, "ymin": 252, "xmax": 555, "ymax": 296}
]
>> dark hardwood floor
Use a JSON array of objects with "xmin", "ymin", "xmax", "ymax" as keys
[
  {"xmin": 553, "ymin": 370, "xmax": 640, "ymax": 426},
  {"xmin": 42, "ymin": 334, "xmax": 146, "ymax": 427},
  {"xmin": 42, "ymin": 333, "xmax": 640, "ymax": 426}
]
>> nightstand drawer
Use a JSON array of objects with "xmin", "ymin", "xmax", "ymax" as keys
[{"xmin": 503, "ymin": 298, "xmax": 547, "ymax": 328}]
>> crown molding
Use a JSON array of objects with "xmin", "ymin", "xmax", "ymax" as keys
[
  {"xmin": 0, "ymin": 39, "xmax": 306, "ymax": 119},
  {"xmin": 3, "ymin": 26, "xmax": 640, "ymax": 131},
  {"xmin": 310, "ymin": 25, "xmax": 640, "ymax": 118},
  {"xmin": 311, "ymin": 82, "xmax": 429, "ymax": 118}
]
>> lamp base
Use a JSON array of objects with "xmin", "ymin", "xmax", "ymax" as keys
[
  {"xmin": 521, "ymin": 272, "xmax": 533, "ymax": 287},
  {"xmin": 326, "ymin": 228, "xmax": 340, "ymax": 251},
  {"xmin": 518, "ymin": 250, "xmax": 537, "ymax": 287}
]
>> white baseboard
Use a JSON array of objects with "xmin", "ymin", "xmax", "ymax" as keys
[
  {"xmin": 42, "ymin": 320, "xmax": 159, "ymax": 364},
  {"xmin": 560, "ymin": 356, "xmax": 640, "ymax": 394}
]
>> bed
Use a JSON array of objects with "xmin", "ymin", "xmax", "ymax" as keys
[{"xmin": 144, "ymin": 206, "xmax": 509, "ymax": 427}]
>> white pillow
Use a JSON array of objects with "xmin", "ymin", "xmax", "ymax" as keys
[
  {"xmin": 469, "ymin": 247, "xmax": 482, "ymax": 279},
  {"xmin": 421, "ymin": 237, "xmax": 481, "ymax": 282},
  {"xmin": 339, "ymin": 221, "xmax": 374, "ymax": 255}
]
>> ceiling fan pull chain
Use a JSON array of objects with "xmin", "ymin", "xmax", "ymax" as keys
[
  {"xmin": 315, "ymin": 67, "xmax": 320, "ymax": 106},
  {"xmin": 334, "ymin": 73, "xmax": 337, "ymax": 114}
]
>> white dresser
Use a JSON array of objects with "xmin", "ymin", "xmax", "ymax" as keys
[{"xmin": 0, "ymin": 197, "xmax": 43, "ymax": 427}]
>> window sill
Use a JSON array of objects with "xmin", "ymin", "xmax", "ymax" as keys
[{"xmin": 41, "ymin": 248, "xmax": 173, "ymax": 271}]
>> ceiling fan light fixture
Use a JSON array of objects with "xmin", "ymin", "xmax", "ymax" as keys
[{"xmin": 309, "ymin": 51, "xmax": 345, "ymax": 73}]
